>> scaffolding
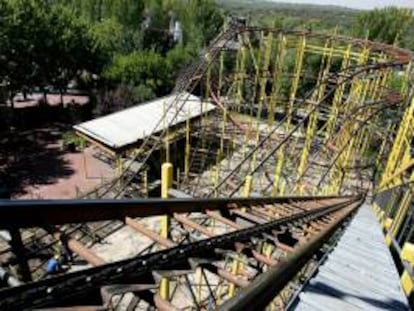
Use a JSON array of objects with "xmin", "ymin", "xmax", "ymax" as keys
[{"xmin": 1, "ymin": 23, "xmax": 414, "ymax": 309}]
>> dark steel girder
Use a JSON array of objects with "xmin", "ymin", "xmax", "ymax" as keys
[
  {"xmin": 218, "ymin": 200, "xmax": 359, "ymax": 310},
  {"xmin": 0, "ymin": 195, "xmax": 363, "ymax": 309},
  {"xmin": 0, "ymin": 195, "xmax": 348, "ymax": 228}
]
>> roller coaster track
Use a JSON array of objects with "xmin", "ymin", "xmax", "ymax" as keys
[
  {"xmin": 86, "ymin": 20, "xmax": 247, "ymax": 200},
  {"xmin": 1, "ymin": 22, "xmax": 412, "ymax": 311},
  {"xmin": 86, "ymin": 23, "xmax": 411, "ymax": 200},
  {"xmin": 0, "ymin": 195, "xmax": 363, "ymax": 309}
]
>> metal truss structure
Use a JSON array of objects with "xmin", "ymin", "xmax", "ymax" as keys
[{"xmin": 0, "ymin": 21, "xmax": 413, "ymax": 310}]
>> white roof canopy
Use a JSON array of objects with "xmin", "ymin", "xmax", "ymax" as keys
[{"xmin": 74, "ymin": 92, "xmax": 216, "ymax": 149}]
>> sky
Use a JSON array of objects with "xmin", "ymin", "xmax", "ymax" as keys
[{"xmin": 270, "ymin": 0, "xmax": 414, "ymax": 10}]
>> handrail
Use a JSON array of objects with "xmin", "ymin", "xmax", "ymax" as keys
[
  {"xmin": 373, "ymin": 184, "xmax": 414, "ymax": 297},
  {"xmin": 0, "ymin": 195, "xmax": 356, "ymax": 228},
  {"xmin": 217, "ymin": 199, "xmax": 361, "ymax": 310},
  {"xmin": 0, "ymin": 195, "xmax": 362, "ymax": 309}
]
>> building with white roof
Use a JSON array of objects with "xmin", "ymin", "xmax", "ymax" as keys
[{"xmin": 74, "ymin": 92, "xmax": 216, "ymax": 154}]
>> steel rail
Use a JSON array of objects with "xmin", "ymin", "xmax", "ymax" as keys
[
  {"xmin": 209, "ymin": 59, "xmax": 403, "ymax": 197},
  {"xmin": 0, "ymin": 196, "xmax": 362, "ymax": 309},
  {"xmin": 0, "ymin": 195, "xmax": 349, "ymax": 228},
  {"xmin": 314, "ymin": 104, "xmax": 394, "ymax": 191},
  {"xmin": 87, "ymin": 22, "xmax": 245, "ymax": 200},
  {"xmin": 86, "ymin": 25, "xmax": 412, "ymax": 200},
  {"xmin": 218, "ymin": 200, "xmax": 360, "ymax": 311},
  {"xmin": 281, "ymin": 101, "xmax": 396, "ymax": 195}
]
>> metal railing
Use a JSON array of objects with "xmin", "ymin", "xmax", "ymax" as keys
[{"xmin": 373, "ymin": 182, "xmax": 414, "ymax": 298}]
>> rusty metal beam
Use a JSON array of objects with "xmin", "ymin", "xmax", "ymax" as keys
[
  {"xmin": 66, "ymin": 239, "xmax": 105, "ymax": 267},
  {"xmin": 0, "ymin": 196, "xmax": 362, "ymax": 309},
  {"xmin": 203, "ymin": 263, "xmax": 250, "ymax": 288},
  {"xmin": 205, "ymin": 210, "xmax": 244, "ymax": 230},
  {"xmin": 174, "ymin": 214, "xmax": 215, "ymax": 238},
  {"xmin": 154, "ymin": 294, "xmax": 180, "ymax": 311},
  {"xmin": 231, "ymin": 209, "xmax": 267, "ymax": 224},
  {"xmin": 52, "ymin": 232, "xmax": 105, "ymax": 267},
  {"xmin": 125, "ymin": 217, "xmax": 176, "ymax": 248},
  {"xmin": 217, "ymin": 202, "xmax": 359, "ymax": 311}
]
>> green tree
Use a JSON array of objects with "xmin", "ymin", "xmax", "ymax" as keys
[
  {"xmin": 89, "ymin": 18, "xmax": 124, "ymax": 58},
  {"xmin": 94, "ymin": 84, "xmax": 156, "ymax": 115},
  {"xmin": 0, "ymin": 0, "xmax": 102, "ymax": 105},
  {"xmin": 353, "ymin": 7, "xmax": 414, "ymax": 46},
  {"xmin": 103, "ymin": 51, "xmax": 171, "ymax": 95}
]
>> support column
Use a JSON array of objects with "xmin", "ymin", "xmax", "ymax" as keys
[
  {"xmin": 401, "ymin": 242, "xmax": 414, "ymax": 296},
  {"xmin": 160, "ymin": 162, "xmax": 173, "ymax": 300},
  {"xmin": 229, "ymin": 175, "xmax": 252, "ymax": 297},
  {"xmin": 8, "ymin": 228, "xmax": 31, "ymax": 282},
  {"xmin": 243, "ymin": 175, "xmax": 253, "ymax": 198},
  {"xmin": 184, "ymin": 110, "xmax": 191, "ymax": 179}
]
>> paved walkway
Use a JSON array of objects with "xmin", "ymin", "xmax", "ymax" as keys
[
  {"xmin": 16, "ymin": 146, "xmax": 114, "ymax": 199},
  {"xmin": 291, "ymin": 203, "xmax": 409, "ymax": 311}
]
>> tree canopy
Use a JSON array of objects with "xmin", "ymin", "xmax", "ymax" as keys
[
  {"xmin": 0, "ymin": 0, "xmax": 224, "ymax": 112},
  {"xmin": 0, "ymin": 0, "xmax": 103, "ymax": 101},
  {"xmin": 1, "ymin": 0, "xmax": 413, "ymax": 117},
  {"xmin": 353, "ymin": 7, "xmax": 414, "ymax": 47}
]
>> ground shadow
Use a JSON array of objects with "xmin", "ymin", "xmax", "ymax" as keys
[{"xmin": 0, "ymin": 124, "xmax": 75, "ymax": 197}]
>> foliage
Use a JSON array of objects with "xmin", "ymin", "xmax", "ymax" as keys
[
  {"xmin": 353, "ymin": 7, "xmax": 414, "ymax": 47},
  {"xmin": 103, "ymin": 51, "xmax": 171, "ymax": 95},
  {"xmin": 218, "ymin": 0, "xmax": 358, "ymax": 32},
  {"xmin": 62, "ymin": 131, "xmax": 85, "ymax": 150},
  {"xmin": 93, "ymin": 84, "xmax": 156, "ymax": 116},
  {"xmin": 89, "ymin": 18, "xmax": 125, "ymax": 58},
  {"xmin": 0, "ymin": 0, "xmax": 224, "ymax": 115},
  {"xmin": 2, "ymin": 0, "xmax": 413, "ymax": 122},
  {"xmin": 0, "ymin": 0, "xmax": 102, "ymax": 102}
]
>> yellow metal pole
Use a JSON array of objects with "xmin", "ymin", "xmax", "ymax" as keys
[
  {"xmin": 218, "ymin": 51, "xmax": 224, "ymax": 98},
  {"xmin": 287, "ymin": 35, "xmax": 306, "ymax": 126},
  {"xmin": 380, "ymin": 96, "xmax": 414, "ymax": 189},
  {"xmin": 163, "ymin": 101, "xmax": 170, "ymax": 163},
  {"xmin": 161, "ymin": 162, "xmax": 173, "ymax": 199},
  {"xmin": 243, "ymin": 175, "xmax": 253, "ymax": 198},
  {"xmin": 268, "ymin": 34, "xmax": 287, "ymax": 126},
  {"xmin": 220, "ymin": 109, "xmax": 227, "ymax": 156},
  {"xmin": 272, "ymin": 149, "xmax": 285, "ymax": 196},
  {"xmin": 252, "ymin": 33, "xmax": 272, "ymax": 169},
  {"xmin": 236, "ymin": 46, "xmax": 246, "ymax": 112},
  {"xmin": 143, "ymin": 170, "xmax": 148, "ymax": 198},
  {"xmin": 385, "ymin": 172, "xmax": 414, "ymax": 245},
  {"xmin": 205, "ymin": 54, "xmax": 211, "ymax": 101},
  {"xmin": 160, "ymin": 162, "xmax": 173, "ymax": 300},
  {"xmin": 116, "ymin": 156, "xmax": 123, "ymax": 189},
  {"xmin": 214, "ymin": 153, "xmax": 221, "ymax": 198},
  {"xmin": 229, "ymin": 174, "xmax": 252, "ymax": 297},
  {"xmin": 185, "ymin": 109, "xmax": 191, "ymax": 178},
  {"xmin": 324, "ymin": 44, "xmax": 351, "ymax": 142},
  {"xmin": 400, "ymin": 243, "xmax": 414, "ymax": 296}
]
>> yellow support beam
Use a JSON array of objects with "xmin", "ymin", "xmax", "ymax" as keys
[
  {"xmin": 380, "ymin": 96, "xmax": 414, "ymax": 189},
  {"xmin": 243, "ymin": 175, "xmax": 253, "ymax": 198},
  {"xmin": 184, "ymin": 109, "xmax": 191, "ymax": 178},
  {"xmin": 287, "ymin": 35, "xmax": 306, "ymax": 125},
  {"xmin": 229, "ymin": 174, "xmax": 252, "ymax": 297},
  {"xmin": 401, "ymin": 243, "xmax": 414, "ymax": 296},
  {"xmin": 268, "ymin": 34, "xmax": 287, "ymax": 125},
  {"xmin": 160, "ymin": 162, "xmax": 173, "ymax": 300},
  {"xmin": 378, "ymin": 158, "xmax": 414, "ymax": 192},
  {"xmin": 385, "ymin": 172, "xmax": 414, "ymax": 246}
]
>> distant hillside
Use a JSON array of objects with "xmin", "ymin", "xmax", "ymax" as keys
[
  {"xmin": 217, "ymin": 0, "xmax": 358, "ymax": 12},
  {"xmin": 217, "ymin": 0, "xmax": 358, "ymax": 32}
]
